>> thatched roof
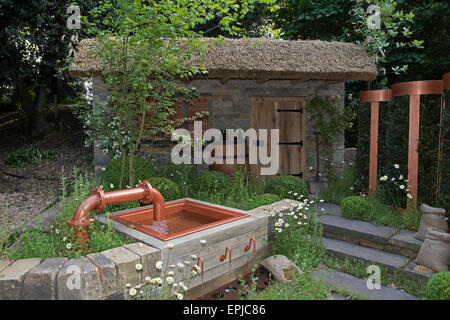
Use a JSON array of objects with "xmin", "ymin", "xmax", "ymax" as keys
[{"xmin": 70, "ymin": 38, "xmax": 377, "ymax": 81}]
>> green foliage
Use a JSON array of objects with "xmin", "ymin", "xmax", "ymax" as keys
[
  {"xmin": 3, "ymin": 170, "xmax": 133, "ymax": 261},
  {"xmin": 424, "ymin": 272, "xmax": 450, "ymax": 300},
  {"xmin": 264, "ymin": 175, "xmax": 309, "ymax": 200},
  {"xmin": 306, "ymin": 96, "xmax": 354, "ymax": 176},
  {"xmin": 322, "ymin": 165, "xmax": 356, "ymax": 204},
  {"xmin": 6, "ymin": 144, "xmax": 59, "ymax": 167},
  {"xmin": 147, "ymin": 177, "xmax": 180, "ymax": 202},
  {"xmin": 252, "ymin": 194, "xmax": 280, "ymax": 207},
  {"xmin": 194, "ymin": 170, "xmax": 231, "ymax": 197},
  {"xmin": 156, "ymin": 163, "xmax": 198, "ymax": 198},
  {"xmin": 76, "ymin": 0, "xmax": 277, "ymax": 188},
  {"xmin": 341, "ymin": 196, "xmax": 370, "ymax": 220},
  {"xmin": 271, "ymin": 202, "xmax": 325, "ymax": 272},
  {"xmin": 101, "ymin": 155, "xmax": 156, "ymax": 190}
]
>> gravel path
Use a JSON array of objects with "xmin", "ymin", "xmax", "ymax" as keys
[{"xmin": 0, "ymin": 117, "xmax": 93, "ymax": 239}]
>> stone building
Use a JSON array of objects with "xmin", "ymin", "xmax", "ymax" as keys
[{"xmin": 71, "ymin": 38, "xmax": 376, "ymax": 182}]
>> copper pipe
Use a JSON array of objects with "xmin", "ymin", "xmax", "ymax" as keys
[
  {"xmin": 360, "ymin": 89, "xmax": 392, "ymax": 197},
  {"xmin": 244, "ymin": 237, "xmax": 256, "ymax": 256},
  {"xmin": 220, "ymin": 246, "xmax": 232, "ymax": 266},
  {"xmin": 67, "ymin": 180, "xmax": 166, "ymax": 247},
  {"xmin": 391, "ymin": 80, "xmax": 443, "ymax": 209},
  {"xmin": 193, "ymin": 257, "xmax": 204, "ymax": 280}
]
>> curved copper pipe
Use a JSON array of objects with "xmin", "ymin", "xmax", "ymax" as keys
[
  {"xmin": 67, "ymin": 180, "xmax": 166, "ymax": 247},
  {"xmin": 244, "ymin": 237, "xmax": 256, "ymax": 256},
  {"xmin": 220, "ymin": 246, "xmax": 231, "ymax": 266},
  {"xmin": 443, "ymin": 73, "xmax": 450, "ymax": 90},
  {"xmin": 193, "ymin": 257, "xmax": 204, "ymax": 280}
]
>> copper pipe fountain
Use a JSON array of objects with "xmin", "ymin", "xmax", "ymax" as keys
[
  {"xmin": 244, "ymin": 237, "xmax": 256, "ymax": 256},
  {"xmin": 67, "ymin": 180, "xmax": 166, "ymax": 248}
]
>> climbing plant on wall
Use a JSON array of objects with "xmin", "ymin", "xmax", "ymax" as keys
[{"xmin": 306, "ymin": 96, "xmax": 354, "ymax": 178}]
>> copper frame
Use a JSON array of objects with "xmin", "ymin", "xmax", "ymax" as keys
[
  {"xmin": 391, "ymin": 80, "xmax": 443, "ymax": 208},
  {"xmin": 360, "ymin": 90, "xmax": 392, "ymax": 196},
  {"xmin": 110, "ymin": 199, "xmax": 249, "ymax": 241},
  {"xmin": 360, "ymin": 76, "xmax": 446, "ymax": 209}
]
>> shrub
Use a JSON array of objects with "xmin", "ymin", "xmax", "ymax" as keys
[
  {"xmin": 341, "ymin": 196, "xmax": 370, "ymax": 220},
  {"xmin": 101, "ymin": 156, "xmax": 156, "ymax": 190},
  {"xmin": 194, "ymin": 170, "xmax": 231, "ymax": 196},
  {"xmin": 147, "ymin": 177, "xmax": 180, "ymax": 202},
  {"xmin": 264, "ymin": 175, "xmax": 309, "ymax": 200},
  {"xmin": 252, "ymin": 193, "xmax": 280, "ymax": 207},
  {"xmin": 424, "ymin": 272, "xmax": 450, "ymax": 300},
  {"xmin": 156, "ymin": 163, "xmax": 198, "ymax": 197},
  {"xmin": 6, "ymin": 144, "xmax": 59, "ymax": 167}
]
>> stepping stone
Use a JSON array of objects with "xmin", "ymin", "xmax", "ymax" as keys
[
  {"xmin": 320, "ymin": 215, "xmax": 396, "ymax": 247},
  {"xmin": 323, "ymin": 238, "xmax": 409, "ymax": 271},
  {"xmin": 402, "ymin": 260, "xmax": 434, "ymax": 283},
  {"xmin": 312, "ymin": 270, "xmax": 419, "ymax": 300}
]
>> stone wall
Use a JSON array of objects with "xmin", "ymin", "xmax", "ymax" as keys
[
  {"xmin": 0, "ymin": 243, "xmax": 160, "ymax": 300},
  {"xmin": 91, "ymin": 78, "xmax": 346, "ymax": 180}
]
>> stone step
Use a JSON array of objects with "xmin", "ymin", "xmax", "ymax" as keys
[
  {"xmin": 318, "ymin": 214, "xmax": 423, "ymax": 257},
  {"xmin": 323, "ymin": 237, "xmax": 409, "ymax": 271},
  {"xmin": 323, "ymin": 237, "xmax": 434, "ymax": 283},
  {"xmin": 312, "ymin": 270, "xmax": 419, "ymax": 300}
]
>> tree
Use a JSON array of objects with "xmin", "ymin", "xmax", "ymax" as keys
[
  {"xmin": 75, "ymin": 0, "xmax": 277, "ymax": 188},
  {"xmin": 0, "ymin": 0, "xmax": 96, "ymax": 136}
]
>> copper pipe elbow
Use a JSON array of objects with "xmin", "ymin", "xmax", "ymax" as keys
[{"xmin": 68, "ymin": 180, "xmax": 166, "ymax": 247}]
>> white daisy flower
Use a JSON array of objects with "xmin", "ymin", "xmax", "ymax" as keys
[
  {"xmin": 156, "ymin": 261, "xmax": 163, "ymax": 269},
  {"xmin": 66, "ymin": 243, "xmax": 72, "ymax": 250},
  {"xmin": 176, "ymin": 293, "xmax": 183, "ymax": 300},
  {"xmin": 200, "ymin": 239, "xmax": 207, "ymax": 245},
  {"xmin": 129, "ymin": 288, "xmax": 136, "ymax": 296},
  {"xmin": 145, "ymin": 276, "xmax": 151, "ymax": 282},
  {"xmin": 166, "ymin": 276, "xmax": 174, "ymax": 284},
  {"xmin": 138, "ymin": 243, "xmax": 144, "ymax": 248},
  {"xmin": 400, "ymin": 185, "xmax": 405, "ymax": 190},
  {"xmin": 167, "ymin": 243, "xmax": 174, "ymax": 249},
  {"xmin": 136, "ymin": 264, "xmax": 143, "ymax": 271},
  {"xmin": 394, "ymin": 164, "xmax": 400, "ymax": 169}
]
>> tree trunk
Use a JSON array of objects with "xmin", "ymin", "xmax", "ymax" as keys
[
  {"xmin": 16, "ymin": 79, "xmax": 49, "ymax": 137},
  {"xmin": 129, "ymin": 153, "xmax": 135, "ymax": 188}
]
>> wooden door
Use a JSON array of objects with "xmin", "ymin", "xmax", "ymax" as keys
[{"xmin": 250, "ymin": 97, "xmax": 306, "ymax": 177}]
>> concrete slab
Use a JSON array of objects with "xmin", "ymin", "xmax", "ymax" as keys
[
  {"xmin": 323, "ymin": 238, "xmax": 409, "ymax": 271},
  {"xmin": 312, "ymin": 270, "xmax": 419, "ymax": 300},
  {"xmin": 320, "ymin": 215, "xmax": 396, "ymax": 246},
  {"xmin": 0, "ymin": 260, "xmax": 10, "ymax": 273}
]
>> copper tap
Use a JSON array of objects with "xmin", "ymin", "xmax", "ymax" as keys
[
  {"xmin": 67, "ymin": 180, "xmax": 165, "ymax": 248},
  {"xmin": 220, "ymin": 246, "xmax": 232, "ymax": 266},
  {"xmin": 244, "ymin": 237, "xmax": 256, "ymax": 256},
  {"xmin": 193, "ymin": 257, "xmax": 204, "ymax": 280}
]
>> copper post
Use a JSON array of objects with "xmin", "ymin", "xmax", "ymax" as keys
[
  {"xmin": 360, "ymin": 90, "xmax": 392, "ymax": 197},
  {"xmin": 392, "ymin": 80, "xmax": 443, "ymax": 209}
]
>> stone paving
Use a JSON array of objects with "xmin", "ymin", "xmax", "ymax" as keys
[{"xmin": 312, "ymin": 270, "xmax": 419, "ymax": 300}]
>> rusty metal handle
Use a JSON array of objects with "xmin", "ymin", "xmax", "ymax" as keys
[
  {"xmin": 220, "ymin": 246, "xmax": 231, "ymax": 265},
  {"xmin": 244, "ymin": 237, "xmax": 256, "ymax": 256}
]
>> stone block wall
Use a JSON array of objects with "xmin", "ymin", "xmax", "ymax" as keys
[
  {"xmin": 0, "ymin": 243, "xmax": 160, "ymax": 300},
  {"xmin": 91, "ymin": 78, "xmax": 346, "ymax": 180}
]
